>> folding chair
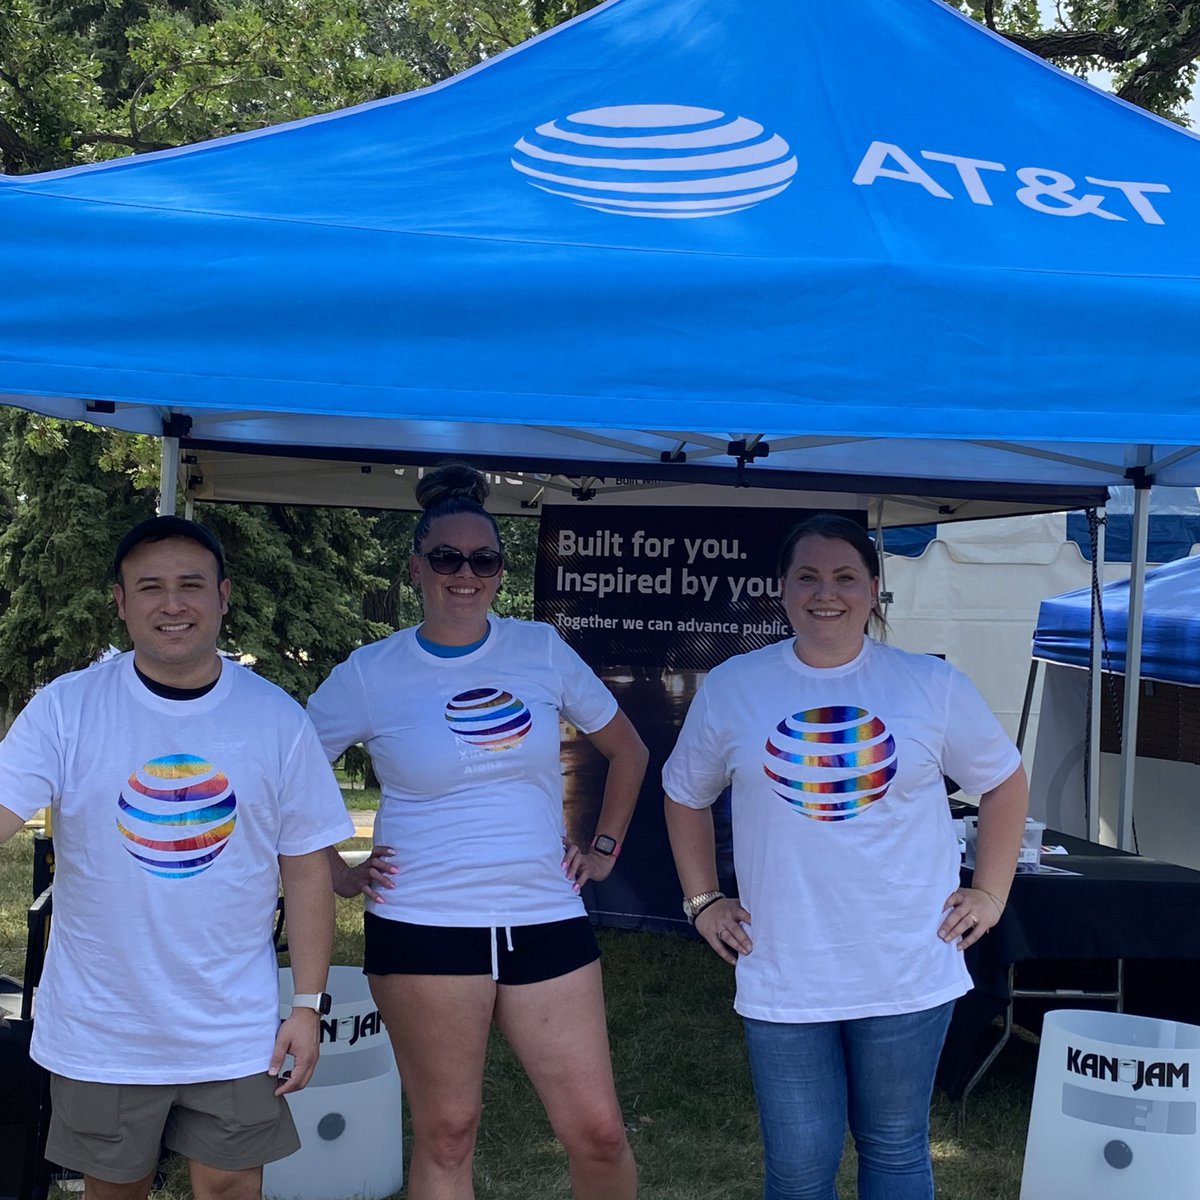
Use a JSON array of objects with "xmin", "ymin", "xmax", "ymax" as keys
[{"xmin": 0, "ymin": 886, "xmax": 54, "ymax": 1200}]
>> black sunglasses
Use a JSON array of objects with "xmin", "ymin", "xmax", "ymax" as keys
[{"xmin": 419, "ymin": 545, "xmax": 504, "ymax": 578}]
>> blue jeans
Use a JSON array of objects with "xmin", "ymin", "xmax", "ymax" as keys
[{"xmin": 742, "ymin": 1001, "xmax": 955, "ymax": 1200}]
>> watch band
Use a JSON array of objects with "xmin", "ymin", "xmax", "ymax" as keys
[
  {"xmin": 291, "ymin": 992, "xmax": 332, "ymax": 1016},
  {"xmin": 682, "ymin": 890, "xmax": 725, "ymax": 923}
]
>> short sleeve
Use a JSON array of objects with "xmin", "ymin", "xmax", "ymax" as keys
[
  {"xmin": 662, "ymin": 681, "xmax": 729, "ymax": 809},
  {"xmin": 275, "ymin": 717, "xmax": 355, "ymax": 856},
  {"xmin": 548, "ymin": 628, "xmax": 619, "ymax": 734},
  {"xmin": 306, "ymin": 655, "xmax": 372, "ymax": 763},
  {"xmin": 0, "ymin": 691, "xmax": 65, "ymax": 821},
  {"xmin": 939, "ymin": 667, "xmax": 1022, "ymax": 796}
]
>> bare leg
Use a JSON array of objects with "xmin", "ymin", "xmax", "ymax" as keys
[
  {"xmin": 83, "ymin": 1173, "xmax": 155, "ymax": 1200},
  {"xmin": 495, "ymin": 961, "xmax": 635, "ymax": 1200},
  {"xmin": 188, "ymin": 1161, "xmax": 263, "ymax": 1200},
  {"xmin": 370, "ymin": 973, "xmax": 496, "ymax": 1200}
]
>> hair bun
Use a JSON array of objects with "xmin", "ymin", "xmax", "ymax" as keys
[{"xmin": 414, "ymin": 461, "xmax": 490, "ymax": 511}]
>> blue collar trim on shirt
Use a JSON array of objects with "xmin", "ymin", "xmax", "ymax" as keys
[{"xmin": 416, "ymin": 626, "xmax": 491, "ymax": 658}]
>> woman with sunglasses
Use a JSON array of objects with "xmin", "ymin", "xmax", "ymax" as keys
[{"xmin": 307, "ymin": 461, "xmax": 647, "ymax": 1200}]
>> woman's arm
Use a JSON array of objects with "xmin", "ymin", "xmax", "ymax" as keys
[
  {"xmin": 970, "ymin": 763, "xmax": 1030, "ymax": 910},
  {"xmin": 939, "ymin": 763, "xmax": 1029, "ymax": 949},
  {"xmin": 562, "ymin": 709, "xmax": 648, "ymax": 889},
  {"xmin": 664, "ymin": 794, "xmax": 752, "ymax": 965},
  {"xmin": 664, "ymin": 794, "xmax": 720, "ymax": 899}
]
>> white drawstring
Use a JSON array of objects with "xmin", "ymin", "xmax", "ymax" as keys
[{"xmin": 488, "ymin": 926, "xmax": 516, "ymax": 981}]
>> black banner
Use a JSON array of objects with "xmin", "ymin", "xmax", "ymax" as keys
[{"xmin": 537, "ymin": 504, "xmax": 862, "ymax": 930}]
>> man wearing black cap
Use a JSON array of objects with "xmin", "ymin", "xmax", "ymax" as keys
[{"xmin": 0, "ymin": 516, "xmax": 354, "ymax": 1200}]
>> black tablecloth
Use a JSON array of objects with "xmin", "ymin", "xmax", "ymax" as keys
[{"xmin": 937, "ymin": 832, "xmax": 1200, "ymax": 1098}]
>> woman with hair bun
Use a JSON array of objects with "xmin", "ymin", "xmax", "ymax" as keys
[
  {"xmin": 664, "ymin": 513, "xmax": 1028, "ymax": 1200},
  {"xmin": 308, "ymin": 461, "xmax": 646, "ymax": 1200}
]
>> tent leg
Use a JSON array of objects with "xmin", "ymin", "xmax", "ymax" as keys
[
  {"xmin": 1117, "ymin": 483, "xmax": 1151, "ymax": 852},
  {"xmin": 1015, "ymin": 660, "xmax": 1039, "ymax": 753},
  {"xmin": 158, "ymin": 437, "xmax": 180, "ymax": 516},
  {"xmin": 1087, "ymin": 508, "xmax": 1106, "ymax": 844}
]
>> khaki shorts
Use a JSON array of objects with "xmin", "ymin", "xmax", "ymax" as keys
[{"xmin": 46, "ymin": 1073, "xmax": 300, "ymax": 1184}]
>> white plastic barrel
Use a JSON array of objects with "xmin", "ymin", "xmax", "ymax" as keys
[
  {"xmin": 1021, "ymin": 1008, "xmax": 1200, "ymax": 1198},
  {"xmin": 263, "ymin": 966, "xmax": 403, "ymax": 1200}
]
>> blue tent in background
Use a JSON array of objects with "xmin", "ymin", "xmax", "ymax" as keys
[
  {"xmin": 0, "ymin": 0, "xmax": 1198, "ymax": 499},
  {"xmin": 1033, "ymin": 555, "xmax": 1200, "ymax": 684}
]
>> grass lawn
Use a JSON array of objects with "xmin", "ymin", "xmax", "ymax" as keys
[
  {"xmin": 0, "ymin": 830, "xmax": 1033, "ymax": 1198},
  {"xmin": 333, "ymin": 766, "xmax": 381, "ymax": 811}
]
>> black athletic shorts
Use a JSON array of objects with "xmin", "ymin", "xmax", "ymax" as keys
[{"xmin": 363, "ymin": 912, "xmax": 599, "ymax": 985}]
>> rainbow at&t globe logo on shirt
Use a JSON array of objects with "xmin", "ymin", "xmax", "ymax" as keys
[
  {"xmin": 762, "ymin": 706, "xmax": 897, "ymax": 821},
  {"xmin": 116, "ymin": 753, "xmax": 237, "ymax": 878},
  {"xmin": 444, "ymin": 688, "xmax": 533, "ymax": 752}
]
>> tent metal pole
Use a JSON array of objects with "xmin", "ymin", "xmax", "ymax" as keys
[
  {"xmin": 1086, "ymin": 508, "xmax": 1106, "ymax": 844},
  {"xmin": 1015, "ymin": 660, "xmax": 1039, "ymax": 753},
  {"xmin": 873, "ymin": 503, "xmax": 891, "ymax": 620},
  {"xmin": 1117, "ymin": 485, "xmax": 1151, "ymax": 851},
  {"xmin": 158, "ymin": 437, "xmax": 180, "ymax": 516}
]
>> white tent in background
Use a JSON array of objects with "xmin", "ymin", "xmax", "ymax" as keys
[
  {"xmin": 884, "ymin": 514, "xmax": 1105, "ymax": 759},
  {"xmin": 883, "ymin": 489, "xmax": 1200, "ymax": 770}
]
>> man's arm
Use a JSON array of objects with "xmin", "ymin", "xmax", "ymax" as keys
[
  {"xmin": 271, "ymin": 849, "xmax": 336, "ymax": 1095},
  {"xmin": 0, "ymin": 804, "xmax": 27, "ymax": 845}
]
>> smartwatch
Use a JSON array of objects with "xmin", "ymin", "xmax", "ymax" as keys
[
  {"xmin": 591, "ymin": 834, "xmax": 620, "ymax": 858},
  {"xmin": 291, "ymin": 992, "xmax": 333, "ymax": 1016}
]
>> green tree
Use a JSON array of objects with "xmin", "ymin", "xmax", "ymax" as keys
[
  {"xmin": 394, "ymin": 0, "xmax": 598, "ymax": 80},
  {"xmin": 0, "ymin": 411, "xmax": 388, "ymax": 713},
  {"xmin": 0, "ymin": 0, "xmax": 600, "ymax": 173},
  {"xmin": 0, "ymin": 413, "xmax": 157, "ymax": 714},
  {"xmin": 198, "ymin": 501, "xmax": 391, "ymax": 700},
  {"xmin": 0, "ymin": 0, "xmax": 421, "ymax": 171},
  {"xmin": 956, "ymin": 1, "xmax": 1200, "ymax": 120}
]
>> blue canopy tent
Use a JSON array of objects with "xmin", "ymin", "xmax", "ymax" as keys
[
  {"xmin": 1034, "ymin": 555, "xmax": 1200, "ymax": 685},
  {"xmin": 1029, "ymin": 556, "xmax": 1200, "ymax": 862},
  {"xmin": 0, "ymin": 0, "xmax": 1197, "ymax": 498},
  {"xmin": 3, "ymin": 0, "xmax": 1200, "ymax": 844}
]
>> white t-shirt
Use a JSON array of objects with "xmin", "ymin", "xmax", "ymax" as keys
[
  {"xmin": 306, "ymin": 616, "xmax": 618, "ymax": 926},
  {"xmin": 0, "ymin": 653, "xmax": 353, "ymax": 1084},
  {"xmin": 663, "ymin": 638, "xmax": 1021, "ymax": 1023}
]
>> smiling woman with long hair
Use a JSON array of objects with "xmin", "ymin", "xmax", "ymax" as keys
[
  {"xmin": 664, "ymin": 513, "xmax": 1028, "ymax": 1200},
  {"xmin": 307, "ymin": 461, "xmax": 647, "ymax": 1200}
]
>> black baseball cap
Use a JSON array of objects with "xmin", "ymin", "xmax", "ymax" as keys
[{"xmin": 112, "ymin": 516, "xmax": 226, "ymax": 582}]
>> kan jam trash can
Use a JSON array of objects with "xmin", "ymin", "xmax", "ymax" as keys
[
  {"xmin": 1021, "ymin": 1008, "xmax": 1200, "ymax": 1199},
  {"xmin": 264, "ymin": 967, "xmax": 403, "ymax": 1200}
]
